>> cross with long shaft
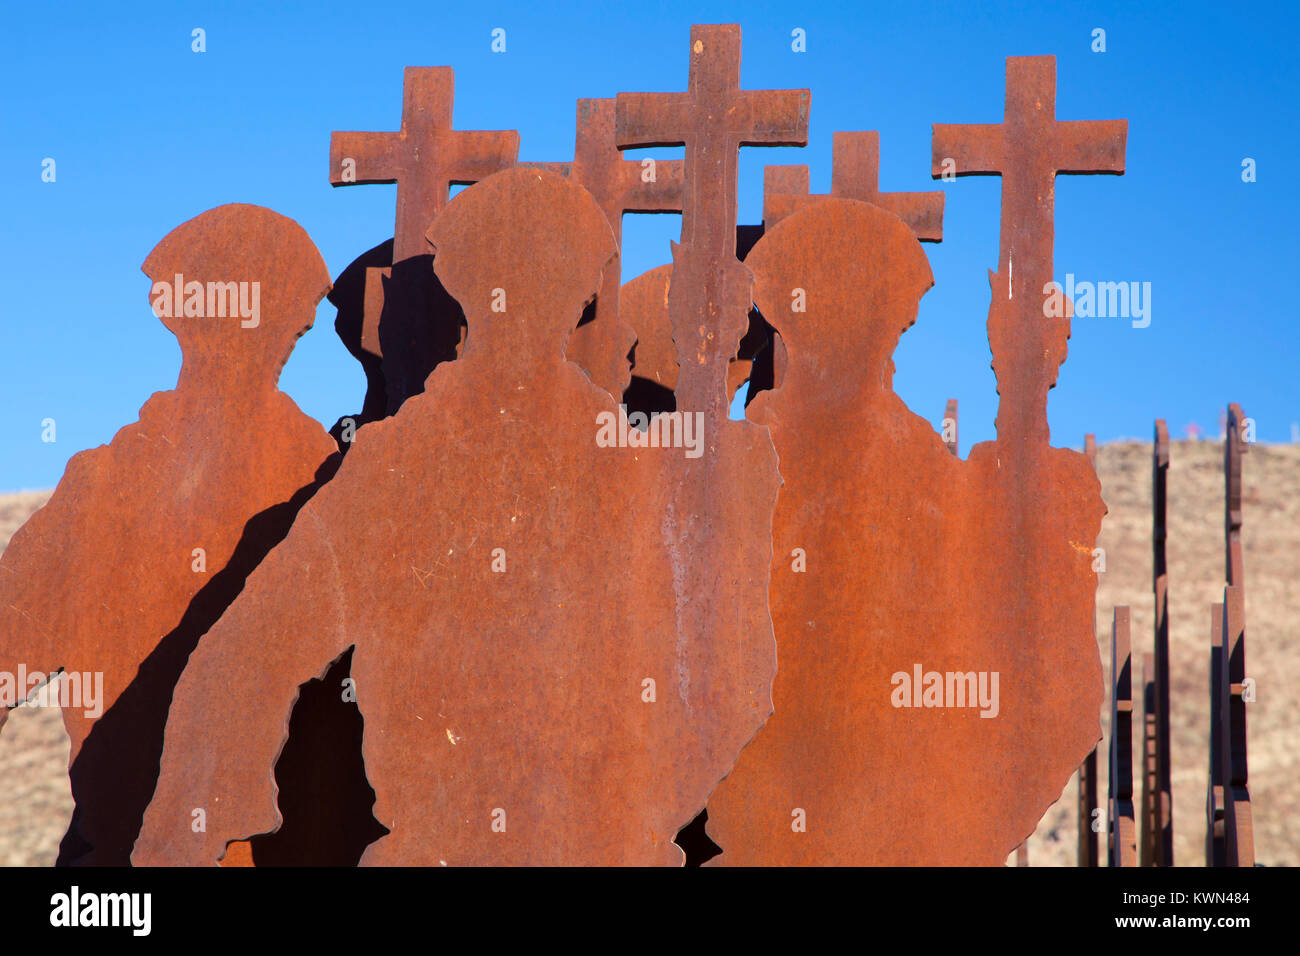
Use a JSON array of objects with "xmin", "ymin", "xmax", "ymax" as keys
[
  {"xmin": 764, "ymin": 131, "xmax": 944, "ymax": 241},
  {"xmin": 330, "ymin": 67, "xmax": 520, "ymax": 263},
  {"xmin": 520, "ymin": 99, "xmax": 684, "ymax": 396},
  {"xmin": 931, "ymin": 56, "xmax": 1126, "ymax": 445},
  {"xmin": 615, "ymin": 23, "xmax": 808, "ymax": 415}
]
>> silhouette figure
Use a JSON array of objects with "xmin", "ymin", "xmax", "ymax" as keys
[
  {"xmin": 0, "ymin": 204, "xmax": 343, "ymax": 865},
  {"xmin": 134, "ymin": 168, "xmax": 775, "ymax": 865},
  {"xmin": 705, "ymin": 199, "xmax": 1104, "ymax": 865}
]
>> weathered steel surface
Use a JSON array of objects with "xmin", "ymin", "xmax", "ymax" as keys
[
  {"xmin": 1077, "ymin": 432, "xmax": 1101, "ymax": 867},
  {"xmin": 523, "ymin": 98, "xmax": 685, "ymax": 399},
  {"xmin": 1219, "ymin": 403, "xmax": 1254, "ymax": 866},
  {"xmin": 133, "ymin": 167, "xmax": 777, "ymax": 865},
  {"xmin": 1109, "ymin": 606, "xmax": 1137, "ymax": 866},
  {"xmin": 1151, "ymin": 419, "xmax": 1174, "ymax": 863},
  {"xmin": 703, "ymin": 198, "xmax": 1106, "ymax": 864},
  {"xmin": 1139, "ymin": 650, "xmax": 1157, "ymax": 865},
  {"xmin": 764, "ymin": 131, "xmax": 944, "ymax": 240},
  {"xmin": 1206, "ymin": 600, "xmax": 1227, "ymax": 865},
  {"xmin": 0, "ymin": 205, "xmax": 338, "ymax": 865},
  {"xmin": 619, "ymin": 262, "xmax": 756, "ymax": 404},
  {"xmin": 331, "ymin": 68, "xmax": 519, "ymax": 412}
]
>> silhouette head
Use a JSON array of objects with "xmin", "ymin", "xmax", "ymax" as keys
[
  {"xmin": 142, "ymin": 204, "xmax": 331, "ymax": 390},
  {"xmin": 427, "ymin": 167, "xmax": 615, "ymax": 365},
  {"xmin": 747, "ymin": 199, "xmax": 933, "ymax": 391}
]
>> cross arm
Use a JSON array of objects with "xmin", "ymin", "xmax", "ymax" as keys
[
  {"xmin": 614, "ymin": 92, "xmax": 693, "ymax": 149},
  {"xmin": 930, "ymin": 123, "xmax": 1004, "ymax": 178},
  {"xmin": 330, "ymin": 131, "xmax": 401, "ymax": 186},
  {"xmin": 1054, "ymin": 120, "xmax": 1127, "ymax": 175}
]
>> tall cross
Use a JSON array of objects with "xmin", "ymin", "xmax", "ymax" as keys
[
  {"xmin": 616, "ymin": 24, "xmax": 808, "ymax": 261},
  {"xmin": 615, "ymin": 24, "xmax": 808, "ymax": 413},
  {"xmin": 764, "ymin": 131, "xmax": 945, "ymax": 240},
  {"xmin": 330, "ymin": 67, "xmax": 519, "ymax": 262},
  {"xmin": 931, "ymin": 56, "xmax": 1125, "ymax": 446}
]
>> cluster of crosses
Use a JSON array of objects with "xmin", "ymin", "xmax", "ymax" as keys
[{"xmin": 0, "ymin": 24, "xmax": 1129, "ymax": 865}]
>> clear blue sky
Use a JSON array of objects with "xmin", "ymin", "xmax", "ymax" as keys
[{"xmin": 2, "ymin": 1, "xmax": 1295, "ymax": 489}]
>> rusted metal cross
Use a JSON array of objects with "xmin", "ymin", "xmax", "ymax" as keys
[
  {"xmin": 1109, "ymin": 605, "xmax": 1137, "ymax": 866},
  {"xmin": 764, "ymin": 131, "xmax": 944, "ymax": 240},
  {"xmin": 932, "ymin": 57, "xmax": 1126, "ymax": 445},
  {"xmin": 616, "ymin": 23, "xmax": 808, "ymax": 415},
  {"xmin": 330, "ymin": 67, "xmax": 519, "ymax": 263},
  {"xmin": 522, "ymin": 98, "xmax": 685, "ymax": 397},
  {"xmin": 1076, "ymin": 432, "xmax": 1100, "ymax": 867}
]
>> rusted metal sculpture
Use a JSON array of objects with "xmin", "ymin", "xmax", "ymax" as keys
[
  {"xmin": 330, "ymin": 67, "xmax": 519, "ymax": 412},
  {"xmin": 1109, "ymin": 606, "xmax": 1137, "ymax": 866},
  {"xmin": 1077, "ymin": 432, "xmax": 1101, "ymax": 867},
  {"xmin": 764, "ymin": 131, "xmax": 944, "ymax": 241},
  {"xmin": 704, "ymin": 56, "xmax": 1116, "ymax": 866},
  {"xmin": 1150, "ymin": 419, "xmax": 1174, "ymax": 864},
  {"xmin": 134, "ymin": 166, "xmax": 781, "ymax": 866},
  {"xmin": 1140, "ymin": 650, "xmax": 1157, "ymax": 865},
  {"xmin": 522, "ymin": 98, "xmax": 684, "ymax": 399},
  {"xmin": 1207, "ymin": 599, "xmax": 1227, "ymax": 865},
  {"xmin": 1218, "ymin": 404, "xmax": 1254, "ymax": 866},
  {"xmin": 0, "ymin": 205, "xmax": 339, "ymax": 865}
]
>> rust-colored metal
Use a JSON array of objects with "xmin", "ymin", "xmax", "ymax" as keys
[
  {"xmin": 0, "ymin": 205, "xmax": 339, "ymax": 865},
  {"xmin": 1108, "ymin": 606, "xmax": 1137, "ymax": 867},
  {"xmin": 331, "ymin": 68, "xmax": 519, "ymax": 412},
  {"xmin": 134, "ymin": 166, "xmax": 780, "ymax": 865},
  {"xmin": 703, "ymin": 196, "xmax": 1106, "ymax": 864},
  {"xmin": 1206, "ymin": 600, "xmax": 1227, "ymax": 865},
  {"xmin": 1219, "ymin": 403, "xmax": 1254, "ymax": 865},
  {"xmin": 1139, "ymin": 650, "xmax": 1157, "ymax": 865},
  {"xmin": 943, "ymin": 398, "xmax": 958, "ymax": 455},
  {"xmin": 522, "ymin": 98, "xmax": 684, "ymax": 399},
  {"xmin": 1077, "ymin": 432, "xmax": 1101, "ymax": 867},
  {"xmin": 764, "ymin": 131, "xmax": 944, "ymax": 241},
  {"xmin": 705, "ymin": 56, "xmax": 1116, "ymax": 866},
  {"xmin": 932, "ymin": 55, "xmax": 1125, "ymax": 447},
  {"xmin": 1151, "ymin": 419, "xmax": 1174, "ymax": 863}
]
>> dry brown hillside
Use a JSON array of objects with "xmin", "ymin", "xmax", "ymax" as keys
[{"xmin": 1, "ymin": 438, "xmax": 1296, "ymax": 866}]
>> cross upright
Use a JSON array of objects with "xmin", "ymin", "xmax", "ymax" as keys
[
  {"xmin": 330, "ymin": 67, "xmax": 520, "ymax": 262},
  {"xmin": 932, "ymin": 56, "xmax": 1125, "ymax": 446},
  {"xmin": 764, "ymin": 132, "xmax": 945, "ymax": 241},
  {"xmin": 518, "ymin": 98, "xmax": 685, "ymax": 396},
  {"xmin": 616, "ymin": 24, "xmax": 809, "ymax": 262},
  {"xmin": 931, "ymin": 56, "xmax": 1126, "ymax": 297},
  {"xmin": 615, "ymin": 24, "xmax": 808, "ymax": 414}
]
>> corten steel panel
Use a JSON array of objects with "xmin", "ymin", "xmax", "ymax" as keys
[
  {"xmin": 133, "ymin": 167, "xmax": 779, "ymax": 866},
  {"xmin": 330, "ymin": 67, "xmax": 519, "ymax": 414},
  {"xmin": 1206, "ymin": 602, "xmax": 1227, "ymax": 866},
  {"xmin": 619, "ymin": 263, "xmax": 754, "ymax": 400},
  {"xmin": 0, "ymin": 205, "xmax": 339, "ymax": 864},
  {"xmin": 703, "ymin": 199, "xmax": 1106, "ymax": 865},
  {"xmin": 1077, "ymin": 432, "xmax": 1100, "ymax": 868},
  {"xmin": 764, "ymin": 131, "xmax": 944, "ymax": 241},
  {"xmin": 522, "ymin": 98, "xmax": 685, "ymax": 400}
]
